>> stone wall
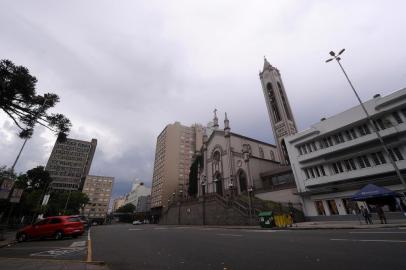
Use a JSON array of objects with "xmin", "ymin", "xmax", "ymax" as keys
[{"xmin": 160, "ymin": 197, "xmax": 254, "ymax": 225}]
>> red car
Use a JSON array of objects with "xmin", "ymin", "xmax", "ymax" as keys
[{"xmin": 16, "ymin": 216, "xmax": 84, "ymax": 242}]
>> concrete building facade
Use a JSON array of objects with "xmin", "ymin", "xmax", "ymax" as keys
[
  {"xmin": 284, "ymin": 88, "xmax": 406, "ymax": 219},
  {"xmin": 136, "ymin": 195, "xmax": 151, "ymax": 213},
  {"xmin": 112, "ymin": 196, "xmax": 126, "ymax": 212},
  {"xmin": 151, "ymin": 122, "xmax": 204, "ymax": 211},
  {"xmin": 45, "ymin": 138, "xmax": 97, "ymax": 191},
  {"xmin": 259, "ymin": 58, "xmax": 297, "ymax": 164},
  {"xmin": 82, "ymin": 175, "xmax": 114, "ymax": 221},
  {"xmin": 198, "ymin": 112, "xmax": 300, "ymax": 204},
  {"xmin": 125, "ymin": 181, "xmax": 151, "ymax": 209}
]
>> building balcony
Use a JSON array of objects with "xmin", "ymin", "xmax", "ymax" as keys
[
  {"xmin": 297, "ymin": 123, "xmax": 406, "ymax": 164},
  {"xmin": 304, "ymin": 160, "xmax": 406, "ymax": 188}
]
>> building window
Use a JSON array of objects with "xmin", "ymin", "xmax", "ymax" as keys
[
  {"xmin": 357, "ymin": 155, "xmax": 371, "ymax": 168},
  {"xmin": 373, "ymin": 119, "xmax": 386, "ymax": 131},
  {"xmin": 388, "ymin": 147, "xmax": 404, "ymax": 161},
  {"xmin": 277, "ymin": 82, "xmax": 292, "ymax": 121},
  {"xmin": 304, "ymin": 169, "xmax": 310, "ymax": 179},
  {"xmin": 392, "ymin": 112, "xmax": 403, "ymax": 124},
  {"xmin": 270, "ymin": 151, "xmax": 275, "ymax": 160},
  {"xmin": 333, "ymin": 133, "xmax": 345, "ymax": 144},
  {"xmin": 311, "ymin": 142, "xmax": 317, "ymax": 151},
  {"xmin": 343, "ymin": 159, "xmax": 357, "ymax": 171},
  {"xmin": 332, "ymin": 162, "xmax": 344, "ymax": 174},
  {"xmin": 326, "ymin": 200, "xmax": 339, "ymax": 215},
  {"xmin": 358, "ymin": 124, "xmax": 371, "ymax": 136},
  {"xmin": 259, "ymin": 147, "xmax": 264, "ymax": 158},
  {"xmin": 371, "ymin": 152, "xmax": 386, "ymax": 165},
  {"xmin": 309, "ymin": 168, "xmax": 315, "ymax": 178},
  {"xmin": 315, "ymin": 201, "xmax": 326, "ymax": 216},
  {"xmin": 319, "ymin": 165, "xmax": 326, "ymax": 176},
  {"xmin": 267, "ymin": 82, "xmax": 282, "ymax": 122}
]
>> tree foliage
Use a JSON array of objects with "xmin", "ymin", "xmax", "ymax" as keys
[
  {"xmin": 116, "ymin": 203, "xmax": 135, "ymax": 213},
  {"xmin": 188, "ymin": 155, "xmax": 203, "ymax": 197},
  {"xmin": 0, "ymin": 59, "xmax": 71, "ymax": 140},
  {"xmin": 15, "ymin": 166, "xmax": 52, "ymax": 190},
  {"xmin": 45, "ymin": 191, "xmax": 90, "ymax": 216}
]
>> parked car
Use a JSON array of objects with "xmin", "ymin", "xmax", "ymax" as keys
[
  {"xmin": 132, "ymin": 220, "xmax": 142, "ymax": 225},
  {"xmin": 75, "ymin": 215, "xmax": 90, "ymax": 229},
  {"xmin": 16, "ymin": 216, "xmax": 84, "ymax": 242}
]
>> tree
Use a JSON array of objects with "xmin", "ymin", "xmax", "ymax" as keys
[
  {"xmin": 15, "ymin": 166, "xmax": 52, "ymax": 190},
  {"xmin": 0, "ymin": 59, "xmax": 71, "ymax": 140},
  {"xmin": 46, "ymin": 191, "xmax": 89, "ymax": 216},
  {"xmin": 116, "ymin": 203, "xmax": 135, "ymax": 213},
  {"xmin": 188, "ymin": 155, "xmax": 203, "ymax": 197}
]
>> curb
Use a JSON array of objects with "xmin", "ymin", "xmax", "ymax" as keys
[
  {"xmin": 0, "ymin": 240, "xmax": 17, "ymax": 248},
  {"xmin": 195, "ymin": 223, "xmax": 406, "ymax": 231}
]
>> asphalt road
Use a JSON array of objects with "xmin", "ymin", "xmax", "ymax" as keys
[
  {"xmin": 0, "ymin": 231, "xmax": 88, "ymax": 261},
  {"xmin": 91, "ymin": 224, "xmax": 406, "ymax": 270}
]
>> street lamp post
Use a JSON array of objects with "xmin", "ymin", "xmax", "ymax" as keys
[
  {"xmin": 247, "ymin": 186, "xmax": 253, "ymax": 225},
  {"xmin": 326, "ymin": 49, "xmax": 406, "ymax": 206},
  {"xmin": 201, "ymin": 176, "xmax": 207, "ymax": 225}
]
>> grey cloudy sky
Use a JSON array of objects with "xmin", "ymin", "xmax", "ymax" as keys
[{"xmin": 1, "ymin": 0, "xmax": 406, "ymax": 198}]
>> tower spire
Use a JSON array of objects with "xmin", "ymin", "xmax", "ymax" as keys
[
  {"xmin": 224, "ymin": 112, "xmax": 230, "ymax": 136},
  {"xmin": 213, "ymin": 108, "xmax": 219, "ymax": 129}
]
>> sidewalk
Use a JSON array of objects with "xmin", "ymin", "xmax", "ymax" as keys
[
  {"xmin": 0, "ymin": 258, "xmax": 108, "ymax": 270},
  {"xmin": 0, "ymin": 229, "xmax": 16, "ymax": 248},
  {"xmin": 200, "ymin": 219, "xmax": 406, "ymax": 230}
]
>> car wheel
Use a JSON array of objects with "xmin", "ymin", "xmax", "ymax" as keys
[
  {"xmin": 54, "ymin": 231, "xmax": 63, "ymax": 240},
  {"xmin": 17, "ymin": 233, "xmax": 28, "ymax": 242}
]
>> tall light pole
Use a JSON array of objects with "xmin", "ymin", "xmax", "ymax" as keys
[
  {"xmin": 201, "ymin": 176, "xmax": 207, "ymax": 225},
  {"xmin": 326, "ymin": 49, "xmax": 406, "ymax": 198}
]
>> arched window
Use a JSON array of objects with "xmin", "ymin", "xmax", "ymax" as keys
[
  {"xmin": 277, "ymin": 82, "xmax": 292, "ymax": 121},
  {"xmin": 213, "ymin": 151, "xmax": 221, "ymax": 163},
  {"xmin": 270, "ymin": 151, "xmax": 275, "ymax": 161},
  {"xmin": 266, "ymin": 82, "xmax": 282, "ymax": 122},
  {"xmin": 259, "ymin": 147, "xmax": 264, "ymax": 158},
  {"xmin": 238, "ymin": 170, "xmax": 247, "ymax": 193}
]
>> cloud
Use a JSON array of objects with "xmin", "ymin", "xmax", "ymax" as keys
[{"xmin": 1, "ymin": 0, "xmax": 406, "ymax": 200}]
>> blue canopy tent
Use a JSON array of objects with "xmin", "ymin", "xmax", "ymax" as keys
[{"xmin": 351, "ymin": 184, "xmax": 399, "ymax": 201}]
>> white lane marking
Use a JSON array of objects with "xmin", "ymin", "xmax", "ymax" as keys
[
  {"xmin": 331, "ymin": 238, "xmax": 406, "ymax": 243},
  {"xmin": 129, "ymin": 228, "xmax": 144, "ymax": 231},
  {"xmin": 216, "ymin": 234, "xmax": 243, "ymax": 237},
  {"xmin": 154, "ymin": 227, "xmax": 168, "ymax": 230},
  {"xmin": 30, "ymin": 247, "xmax": 85, "ymax": 257},
  {"xmin": 242, "ymin": 229, "xmax": 288, "ymax": 233},
  {"xmin": 70, "ymin": 241, "xmax": 86, "ymax": 247},
  {"xmin": 175, "ymin": 227, "xmax": 192, "ymax": 229},
  {"xmin": 349, "ymin": 232, "xmax": 406, "ymax": 234},
  {"xmin": 200, "ymin": 228, "xmax": 216, "ymax": 231}
]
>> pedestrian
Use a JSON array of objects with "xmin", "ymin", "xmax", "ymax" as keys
[
  {"xmin": 376, "ymin": 205, "xmax": 387, "ymax": 224},
  {"xmin": 360, "ymin": 206, "xmax": 373, "ymax": 224}
]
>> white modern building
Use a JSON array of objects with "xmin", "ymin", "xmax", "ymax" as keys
[
  {"xmin": 125, "ymin": 180, "xmax": 151, "ymax": 210},
  {"xmin": 284, "ymin": 88, "xmax": 406, "ymax": 219}
]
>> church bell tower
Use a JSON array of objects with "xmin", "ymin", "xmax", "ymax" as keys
[{"xmin": 259, "ymin": 57, "xmax": 297, "ymax": 165}]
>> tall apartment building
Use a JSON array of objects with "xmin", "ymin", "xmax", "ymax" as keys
[
  {"xmin": 285, "ymin": 88, "xmax": 406, "ymax": 218},
  {"xmin": 151, "ymin": 122, "xmax": 204, "ymax": 212},
  {"xmin": 82, "ymin": 175, "xmax": 114, "ymax": 221},
  {"xmin": 112, "ymin": 196, "xmax": 126, "ymax": 212},
  {"xmin": 45, "ymin": 138, "xmax": 97, "ymax": 191}
]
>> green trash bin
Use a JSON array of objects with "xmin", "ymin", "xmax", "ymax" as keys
[{"xmin": 258, "ymin": 211, "xmax": 274, "ymax": 228}]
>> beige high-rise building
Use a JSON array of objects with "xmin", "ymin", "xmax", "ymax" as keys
[
  {"xmin": 112, "ymin": 196, "xmax": 126, "ymax": 212},
  {"xmin": 82, "ymin": 175, "xmax": 114, "ymax": 221},
  {"xmin": 151, "ymin": 122, "xmax": 204, "ymax": 211}
]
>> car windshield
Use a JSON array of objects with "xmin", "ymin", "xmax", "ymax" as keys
[{"xmin": 67, "ymin": 217, "xmax": 81, "ymax": 222}]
